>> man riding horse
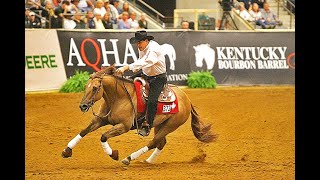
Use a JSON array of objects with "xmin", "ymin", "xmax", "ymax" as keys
[{"xmin": 116, "ymin": 30, "xmax": 167, "ymax": 137}]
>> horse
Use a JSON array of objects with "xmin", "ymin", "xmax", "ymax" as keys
[
  {"xmin": 193, "ymin": 44, "xmax": 215, "ymax": 70},
  {"xmin": 61, "ymin": 65, "xmax": 217, "ymax": 165},
  {"xmin": 160, "ymin": 43, "xmax": 176, "ymax": 71}
]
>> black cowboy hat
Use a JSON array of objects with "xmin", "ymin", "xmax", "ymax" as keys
[{"xmin": 129, "ymin": 30, "xmax": 154, "ymax": 44}]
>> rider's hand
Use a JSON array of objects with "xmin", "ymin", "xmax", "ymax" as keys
[{"xmin": 115, "ymin": 65, "xmax": 129, "ymax": 76}]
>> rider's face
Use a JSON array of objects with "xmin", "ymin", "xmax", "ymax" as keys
[{"xmin": 136, "ymin": 39, "xmax": 149, "ymax": 51}]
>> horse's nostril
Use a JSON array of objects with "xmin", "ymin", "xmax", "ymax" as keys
[{"xmin": 80, "ymin": 104, "xmax": 88, "ymax": 110}]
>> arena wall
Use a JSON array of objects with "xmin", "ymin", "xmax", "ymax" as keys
[{"xmin": 25, "ymin": 29, "xmax": 295, "ymax": 91}]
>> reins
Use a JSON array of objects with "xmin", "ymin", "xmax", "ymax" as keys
[{"xmin": 119, "ymin": 75, "xmax": 139, "ymax": 133}]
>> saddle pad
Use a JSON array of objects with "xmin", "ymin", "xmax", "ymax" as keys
[{"xmin": 134, "ymin": 81, "xmax": 179, "ymax": 114}]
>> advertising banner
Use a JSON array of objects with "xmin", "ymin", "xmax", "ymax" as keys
[
  {"xmin": 57, "ymin": 30, "xmax": 295, "ymax": 85},
  {"xmin": 25, "ymin": 29, "xmax": 67, "ymax": 91}
]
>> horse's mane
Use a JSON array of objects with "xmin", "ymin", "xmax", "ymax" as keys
[{"xmin": 90, "ymin": 65, "xmax": 133, "ymax": 83}]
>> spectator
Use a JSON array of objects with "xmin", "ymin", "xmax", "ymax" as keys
[
  {"xmin": 76, "ymin": 0, "xmax": 94, "ymax": 12},
  {"xmin": 128, "ymin": 12, "xmax": 139, "ymax": 29},
  {"xmin": 25, "ymin": 8, "xmax": 31, "ymax": 26},
  {"xmin": 181, "ymin": 20, "xmax": 190, "ymax": 29},
  {"xmin": 86, "ymin": 10, "xmax": 96, "ymax": 29},
  {"xmin": 93, "ymin": 0, "xmax": 105, "ymax": 16},
  {"xmin": 102, "ymin": 13, "xmax": 113, "ymax": 29},
  {"xmin": 74, "ymin": 12, "xmax": 87, "ymax": 29},
  {"xmin": 258, "ymin": 2, "xmax": 282, "ymax": 29},
  {"xmin": 250, "ymin": 0, "xmax": 266, "ymax": 9},
  {"xmin": 236, "ymin": 2, "xmax": 254, "ymax": 22},
  {"xmin": 41, "ymin": 1, "xmax": 59, "ymax": 28},
  {"xmin": 93, "ymin": 10, "xmax": 106, "ymax": 29},
  {"xmin": 54, "ymin": 0, "xmax": 71, "ymax": 28},
  {"xmin": 66, "ymin": 0, "xmax": 79, "ymax": 14},
  {"xmin": 26, "ymin": 11, "xmax": 42, "ymax": 28},
  {"xmin": 122, "ymin": 2, "xmax": 131, "ymax": 14},
  {"xmin": 249, "ymin": 3, "xmax": 262, "ymax": 24},
  {"xmin": 112, "ymin": 0, "xmax": 122, "ymax": 15},
  {"xmin": 63, "ymin": 11, "xmax": 76, "ymax": 29},
  {"xmin": 238, "ymin": 0, "xmax": 251, "ymax": 10},
  {"xmin": 138, "ymin": 12, "xmax": 147, "ymax": 29},
  {"xmin": 103, "ymin": 0, "xmax": 119, "ymax": 23},
  {"xmin": 117, "ymin": 11, "xmax": 131, "ymax": 29}
]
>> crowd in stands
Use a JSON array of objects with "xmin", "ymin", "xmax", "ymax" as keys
[
  {"xmin": 25, "ymin": 0, "xmax": 149, "ymax": 30},
  {"xmin": 231, "ymin": 0, "xmax": 283, "ymax": 29}
]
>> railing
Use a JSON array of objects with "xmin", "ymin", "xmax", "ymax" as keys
[
  {"xmin": 127, "ymin": 0, "xmax": 173, "ymax": 28},
  {"xmin": 277, "ymin": 0, "xmax": 295, "ymax": 29}
]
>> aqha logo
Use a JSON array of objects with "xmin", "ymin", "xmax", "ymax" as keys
[{"xmin": 193, "ymin": 44, "xmax": 215, "ymax": 70}]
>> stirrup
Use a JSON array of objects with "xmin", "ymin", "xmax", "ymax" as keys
[{"xmin": 138, "ymin": 121, "xmax": 150, "ymax": 137}]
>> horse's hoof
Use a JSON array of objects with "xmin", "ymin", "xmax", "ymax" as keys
[
  {"xmin": 61, "ymin": 147, "xmax": 72, "ymax": 158},
  {"xmin": 109, "ymin": 150, "xmax": 119, "ymax": 161},
  {"xmin": 121, "ymin": 156, "xmax": 131, "ymax": 165}
]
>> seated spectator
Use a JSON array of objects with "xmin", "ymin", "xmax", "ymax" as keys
[
  {"xmin": 76, "ymin": 0, "xmax": 94, "ymax": 12},
  {"xmin": 112, "ymin": 0, "xmax": 122, "ymax": 15},
  {"xmin": 41, "ymin": 1, "xmax": 59, "ymax": 28},
  {"xmin": 26, "ymin": 11, "xmax": 42, "ymax": 28},
  {"xmin": 103, "ymin": 0, "xmax": 119, "ymax": 24},
  {"xmin": 138, "ymin": 12, "xmax": 147, "ymax": 29},
  {"xmin": 74, "ymin": 12, "xmax": 87, "ymax": 29},
  {"xmin": 93, "ymin": 0, "xmax": 105, "ymax": 16},
  {"xmin": 251, "ymin": 0, "xmax": 266, "ymax": 9},
  {"xmin": 63, "ymin": 11, "xmax": 76, "ymax": 29},
  {"xmin": 86, "ymin": 10, "xmax": 96, "ymax": 29},
  {"xmin": 25, "ymin": 8, "xmax": 31, "ymax": 26},
  {"xmin": 236, "ymin": 2, "xmax": 254, "ymax": 22},
  {"xmin": 93, "ymin": 10, "xmax": 106, "ymax": 29},
  {"xmin": 258, "ymin": 2, "xmax": 283, "ymax": 29},
  {"xmin": 181, "ymin": 20, "xmax": 190, "ymax": 29},
  {"xmin": 102, "ymin": 13, "xmax": 113, "ymax": 29},
  {"xmin": 54, "ymin": 0, "xmax": 71, "ymax": 28},
  {"xmin": 122, "ymin": 2, "xmax": 132, "ymax": 14},
  {"xmin": 238, "ymin": 0, "xmax": 251, "ymax": 10},
  {"xmin": 249, "ymin": 3, "xmax": 262, "ymax": 24},
  {"xmin": 128, "ymin": 12, "xmax": 139, "ymax": 29},
  {"xmin": 117, "ymin": 11, "xmax": 131, "ymax": 29},
  {"xmin": 66, "ymin": 0, "xmax": 79, "ymax": 14}
]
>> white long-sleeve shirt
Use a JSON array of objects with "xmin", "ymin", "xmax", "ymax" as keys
[{"xmin": 128, "ymin": 40, "xmax": 166, "ymax": 76}]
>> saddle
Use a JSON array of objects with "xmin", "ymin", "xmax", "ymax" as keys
[{"xmin": 133, "ymin": 77, "xmax": 176, "ymax": 103}]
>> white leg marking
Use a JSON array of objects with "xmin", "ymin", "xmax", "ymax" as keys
[
  {"xmin": 67, "ymin": 134, "xmax": 82, "ymax": 149},
  {"xmin": 130, "ymin": 146, "xmax": 149, "ymax": 160},
  {"xmin": 145, "ymin": 148, "xmax": 161, "ymax": 163},
  {"xmin": 101, "ymin": 141, "xmax": 113, "ymax": 155}
]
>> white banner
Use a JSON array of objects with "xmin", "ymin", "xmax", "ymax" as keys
[{"xmin": 25, "ymin": 29, "xmax": 67, "ymax": 91}]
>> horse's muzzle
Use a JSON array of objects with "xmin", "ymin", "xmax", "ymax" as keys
[{"xmin": 79, "ymin": 104, "xmax": 89, "ymax": 112}]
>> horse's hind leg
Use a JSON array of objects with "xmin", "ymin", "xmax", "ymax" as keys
[
  {"xmin": 121, "ymin": 122, "xmax": 178, "ymax": 165},
  {"xmin": 61, "ymin": 116, "xmax": 108, "ymax": 158},
  {"xmin": 145, "ymin": 126, "xmax": 167, "ymax": 163}
]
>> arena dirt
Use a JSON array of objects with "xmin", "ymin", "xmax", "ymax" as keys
[{"xmin": 25, "ymin": 86, "xmax": 295, "ymax": 179}]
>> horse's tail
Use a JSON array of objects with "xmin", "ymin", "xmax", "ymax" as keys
[
  {"xmin": 191, "ymin": 104, "xmax": 217, "ymax": 143},
  {"xmin": 171, "ymin": 46, "xmax": 176, "ymax": 61}
]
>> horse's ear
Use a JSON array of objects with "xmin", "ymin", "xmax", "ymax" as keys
[{"xmin": 109, "ymin": 64, "xmax": 116, "ymax": 75}]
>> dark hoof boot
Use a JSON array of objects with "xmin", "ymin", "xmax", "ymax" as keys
[
  {"xmin": 109, "ymin": 150, "xmax": 119, "ymax": 161},
  {"xmin": 138, "ymin": 122, "xmax": 151, "ymax": 137},
  {"xmin": 62, "ymin": 147, "xmax": 72, "ymax": 158}
]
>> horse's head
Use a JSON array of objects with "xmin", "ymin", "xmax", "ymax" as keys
[
  {"xmin": 79, "ymin": 75, "xmax": 104, "ymax": 112},
  {"xmin": 193, "ymin": 45, "xmax": 204, "ymax": 67}
]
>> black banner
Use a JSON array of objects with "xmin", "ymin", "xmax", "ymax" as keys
[{"xmin": 57, "ymin": 30, "xmax": 295, "ymax": 85}]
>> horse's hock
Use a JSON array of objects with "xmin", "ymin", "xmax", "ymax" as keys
[{"xmin": 25, "ymin": 86, "xmax": 295, "ymax": 179}]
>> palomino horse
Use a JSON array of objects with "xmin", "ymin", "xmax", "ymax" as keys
[{"xmin": 61, "ymin": 65, "xmax": 217, "ymax": 165}]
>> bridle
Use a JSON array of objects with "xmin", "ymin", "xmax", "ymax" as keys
[{"xmin": 87, "ymin": 74, "xmax": 111, "ymax": 119}]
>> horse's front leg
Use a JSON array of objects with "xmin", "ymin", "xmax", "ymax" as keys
[
  {"xmin": 61, "ymin": 116, "xmax": 108, "ymax": 158},
  {"xmin": 100, "ymin": 123, "xmax": 130, "ymax": 161}
]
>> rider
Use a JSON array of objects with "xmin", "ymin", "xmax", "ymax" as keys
[{"xmin": 115, "ymin": 30, "xmax": 167, "ymax": 137}]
